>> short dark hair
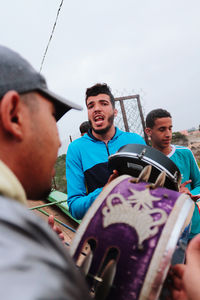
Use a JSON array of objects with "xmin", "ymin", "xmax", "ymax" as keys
[
  {"xmin": 85, "ymin": 83, "xmax": 115, "ymax": 108},
  {"xmin": 146, "ymin": 108, "xmax": 172, "ymax": 128},
  {"xmin": 20, "ymin": 92, "xmax": 39, "ymax": 112},
  {"xmin": 79, "ymin": 121, "xmax": 91, "ymax": 134}
]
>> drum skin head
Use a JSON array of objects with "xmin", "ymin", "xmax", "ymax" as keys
[
  {"xmin": 108, "ymin": 144, "xmax": 181, "ymax": 191},
  {"xmin": 71, "ymin": 175, "xmax": 192, "ymax": 300}
]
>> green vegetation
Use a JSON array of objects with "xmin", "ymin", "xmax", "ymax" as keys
[
  {"xmin": 52, "ymin": 154, "xmax": 67, "ymax": 193},
  {"xmin": 172, "ymin": 132, "xmax": 188, "ymax": 144},
  {"xmin": 197, "ymin": 160, "xmax": 200, "ymax": 168}
]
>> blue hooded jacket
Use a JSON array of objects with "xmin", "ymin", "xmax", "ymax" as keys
[{"xmin": 66, "ymin": 127, "xmax": 145, "ymax": 219}]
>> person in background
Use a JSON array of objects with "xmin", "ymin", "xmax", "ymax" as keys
[
  {"xmin": 79, "ymin": 120, "xmax": 91, "ymax": 136},
  {"xmin": 0, "ymin": 45, "xmax": 91, "ymax": 300},
  {"xmin": 145, "ymin": 108, "xmax": 200, "ymax": 262},
  {"xmin": 66, "ymin": 83, "xmax": 146, "ymax": 220}
]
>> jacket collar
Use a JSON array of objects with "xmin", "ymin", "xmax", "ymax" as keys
[
  {"xmin": 0, "ymin": 160, "xmax": 27, "ymax": 205},
  {"xmin": 87, "ymin": 127, "xmax": 119, "ymax": 142}
]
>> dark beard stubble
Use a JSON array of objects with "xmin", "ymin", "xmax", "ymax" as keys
[{"xmin": 90, "ymin": 114, "xmax": 115, "ymax": 135}]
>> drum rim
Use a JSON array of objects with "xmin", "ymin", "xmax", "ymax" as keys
[
  {"xmin": 139, "ymin": 193, "xmax": 192, "ymax": 300},
  {"xmin": 109, "ymin": 151, "xmax": 181, "ymax": 184},
  {"xmin": 110, "ymin": 144, "xmax": 180, "ymax": 172}
]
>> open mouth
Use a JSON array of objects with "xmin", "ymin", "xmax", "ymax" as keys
[{"xmin": 94, "ymin": 115, "xmax": 104, "ymax": 126}]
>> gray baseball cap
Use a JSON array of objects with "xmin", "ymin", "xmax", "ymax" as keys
[{"xmin": 0, "ymin": 45, "xmax": 82, "ymax": 120}]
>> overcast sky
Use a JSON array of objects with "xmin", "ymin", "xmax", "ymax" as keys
[{"xmin": 1, "ymin": 0, "xmax": 200, "ymax": 143}]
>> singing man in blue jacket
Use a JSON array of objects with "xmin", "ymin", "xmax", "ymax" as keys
[{"xmin": 66, "ymin": 83, "xmax": 146, "ymax": 219}]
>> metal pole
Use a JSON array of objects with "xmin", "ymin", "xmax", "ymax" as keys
[
  {"xmin": 37, "ymin": 208, "xmax": 76, "ymax": 233},
  {"xmin": 118, "ymin": 99, "xmax": 129, "ymax": 132},
  {"xmin": 29, "ymin": 199, "xmax": 67, "ymax": 210},
  {"xmin": 136, "ymin": 95, "xmax": 149, "ymax": 145}
]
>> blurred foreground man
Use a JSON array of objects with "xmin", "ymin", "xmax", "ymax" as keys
[{"xmin": 0, "ymin": 45, "xmax": 90, "ymax": 300}]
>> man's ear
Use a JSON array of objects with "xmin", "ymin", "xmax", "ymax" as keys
[
  {"xmin": 145, "ymin": 127, "xmax": 152, "ymax": 138},
  {"xmin": 114, "ymin": 108, "xmax": 118, "ymax": 117},
  {"xmin": 0, "ymin": 91, "xmax": 24, "ymax": 140}
]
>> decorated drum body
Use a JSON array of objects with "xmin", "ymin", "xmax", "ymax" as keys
[{"xmin": 71, "ymin": 175, "xmax": 192, "ymax": 300}]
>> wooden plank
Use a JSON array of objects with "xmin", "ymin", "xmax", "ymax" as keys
[{"xmin": 27, "ymin": 199, "xmax": 78, "ymax": 245}]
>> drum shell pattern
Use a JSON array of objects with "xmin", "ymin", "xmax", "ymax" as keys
[{"xmin": 71, "ymin": 175, "xmax": 192, "ymax": 300}]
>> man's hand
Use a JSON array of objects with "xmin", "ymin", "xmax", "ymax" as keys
[
  {"xmin": 179, "ymin": 180, "xmax": 200, "ymax": 202},
  {"xmin": 169, "ymin": 234, "xmax": 200, "ymax": 300},
  {"xmin": 183, "ymin": 234, "xmax": 200, "ymax": 299},
  {"xmin": 103, "ymin": 170, "xmax": 119, "ymax": 190},
  {"xmin": 48, "ymin": 215, "xmax": 65, "ymax": 242},
  {"xmin": 169, "ymin": 264, "xmax": 188, "ymax": 300},
  {"xmin": 179, "ymin": 180, "xmax": 192, "ymax": 195}
]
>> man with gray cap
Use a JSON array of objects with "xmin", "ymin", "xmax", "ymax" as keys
[{"xmin": 0, "ymin": 45, "xmax": 90, "ymax": 300}]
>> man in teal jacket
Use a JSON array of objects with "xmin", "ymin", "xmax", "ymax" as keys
[
  {"xmin": 145, "ymin": 108, "xmax": 200, "ymax": 255},
  {"xmin": 66, "ymin": 83, "xmax": 146, "ymax": 219}
]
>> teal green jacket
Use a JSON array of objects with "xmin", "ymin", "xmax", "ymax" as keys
[{"xmin": 168, "ymin": 145, "xmax": 200, "ymax": 239}]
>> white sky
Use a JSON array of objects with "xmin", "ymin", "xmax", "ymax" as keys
[{"xmin": 1, "ymin": 0, "xmax": 200, "ymax": 144}]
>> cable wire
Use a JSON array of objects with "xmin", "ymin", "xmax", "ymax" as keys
[{"xmin": 40, "ymin": 0, "xmax": 64, "ymax": 72}]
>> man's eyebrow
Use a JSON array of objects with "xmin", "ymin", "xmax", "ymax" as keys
[
  {"xmin": 158, "ymin": 125, "xmax": 172, "ymax": 129},
  {"xmin": 87, "ymin": 99, "xmax": 109, "ymax": 106},
  {"xmin": 87, "ymin": 100, "xmax": 94, "ymax": 106},
  {"xmin": 99, "ymin": 99, "xmax": 109, "ymax": 102}
]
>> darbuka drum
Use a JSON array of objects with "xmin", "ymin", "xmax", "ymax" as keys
[
  {"xmin": 70, "ymin": 175, "xmax": 192, "ymax": 300},
  {"xmin": 108, "ymin": 144, "xmax": 181, "ymax": 191}
]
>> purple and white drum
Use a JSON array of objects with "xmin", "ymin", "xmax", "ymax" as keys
[{"xmin": 71, "ymin": 175, "xmax": 193, "ymax": 300}]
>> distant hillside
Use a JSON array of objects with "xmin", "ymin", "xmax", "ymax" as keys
[
  {"xmin": 172, "ymin": 131, "xmax": 200, "ymax": 166},
  {"xmin": 52, "ymin": 154, "xmax": 67, "ymax": 193},
  {"xmin": 188, "ymin": 131, "xmax": 200, "ymax": 166},
  {"xmin": 172, "ymin": 132, "xmax": 188, "ymax": 146}
]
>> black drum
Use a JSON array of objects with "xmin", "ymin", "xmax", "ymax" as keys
[{"xmin": 108, "ymin": 144, "xmax": 181, "ymax": 191}]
